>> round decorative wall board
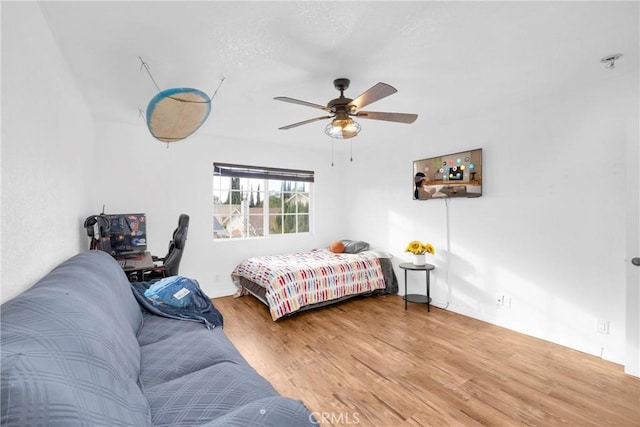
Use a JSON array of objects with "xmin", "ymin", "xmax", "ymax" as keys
[{"xmin": 146, "ymin": 88, "xmax": 211, "ymax": 143}]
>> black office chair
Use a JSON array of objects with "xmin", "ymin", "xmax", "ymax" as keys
[{"xmin": 145, "ymin": 214, "xmax": 189, "ymax": 280}]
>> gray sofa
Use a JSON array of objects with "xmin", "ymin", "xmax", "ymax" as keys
[{"xmin": 1, "ymin": 250, "xmax": 316, "ymax": 426}]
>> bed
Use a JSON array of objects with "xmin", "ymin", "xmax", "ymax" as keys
[{"xmin": 231, "ymin": 243, "xmax": 398, "ymax": 320}]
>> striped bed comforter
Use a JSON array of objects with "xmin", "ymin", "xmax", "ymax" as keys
[{"xmin": 232, "ymin": 249, "xmax": 387, "ymax": 320}]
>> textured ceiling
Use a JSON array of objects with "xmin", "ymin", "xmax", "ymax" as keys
[{"xmin": 37, "ymin": 1, "xmax": 638, "ymax": 149}]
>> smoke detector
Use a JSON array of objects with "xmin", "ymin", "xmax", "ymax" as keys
[{"xmin": 601, "ymin": 53, "xmax": 623, "ymax": 69}]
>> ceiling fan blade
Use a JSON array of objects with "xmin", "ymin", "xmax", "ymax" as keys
[
  {"xmin": 278, "ymin": 115, "xmax": 333, "ymax": 130},
  {"xmin": 274, "ymin": 96, "xmax": 331, "ymax": 111},
  {"xmin": 355, "ymin": 111, "xmax": 418, "ymax": 124},
  {"xmin": 348, "ymin": 82, "xmax": 397, "ymax": 110}
]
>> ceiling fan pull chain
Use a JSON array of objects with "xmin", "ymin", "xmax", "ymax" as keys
[
  {"xmin": 331, "ymin": 141, "xmax": 335, "ymax": 167},
  {"xmin": 350, "ymin": 140, "xmax": 353, "ymax": 162}
]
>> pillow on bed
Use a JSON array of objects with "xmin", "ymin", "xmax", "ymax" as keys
[
  {"xmin": 329, "ymin": 240, "xmax": 345, "ymax": 253},
  {"xmin": 340, "ymin": 240, "xmax": 370, "ymax": 253}
]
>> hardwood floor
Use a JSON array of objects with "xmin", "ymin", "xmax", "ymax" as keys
[{"xmin": 212, "ymin": 294, "xmax": 640, "ymax": 427}]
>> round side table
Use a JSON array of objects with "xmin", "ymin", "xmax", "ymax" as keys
[{"xmin": 399, "ymin": 262, "xmax": 435, "ymax": 312}]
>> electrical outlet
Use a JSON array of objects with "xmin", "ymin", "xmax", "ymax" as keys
[
  {"xmin": 496, "ymin": 295, "xmax": 512, "ymax": 308},
  {"xmin": 597, "ymin": 319, "xmax": 609, "ymax": 335}
]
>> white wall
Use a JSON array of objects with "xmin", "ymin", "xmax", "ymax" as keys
[
  {"xmin": 625, "ymin": 83, "xmax": 640, "ymax": 376},
  {"xmin": 91, "ymin": 119, "xmax": 348, "ymax": 298},
  {"xmin": 1, "ymin": 2, "xmax": 95, "ymax": 302},
  {"xmin": 342, "ymin": 70, "xmax": 637, "ymax": 365}
]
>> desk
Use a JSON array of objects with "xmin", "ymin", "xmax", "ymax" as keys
[
  {"xmin": 399, "ymin": 262, "xmax": 435, "ymax": 312},
  {"xmin": 117, "ymin": 252, "xmax": 155, "ymax": 281}
]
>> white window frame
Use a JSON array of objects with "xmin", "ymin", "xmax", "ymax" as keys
[{"xmin": 213, "ymin": 163, "xmax": 314, "ymax": 240}]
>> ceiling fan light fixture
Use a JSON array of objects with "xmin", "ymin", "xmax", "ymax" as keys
[{"xmin": 324, "ymin": 116, "xmax": 361, "ymax": 139}]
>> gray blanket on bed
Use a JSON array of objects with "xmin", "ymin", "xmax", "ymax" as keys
[{"xmin": 379, "ymin": 258, "xmax": 399, "ymax": 294}]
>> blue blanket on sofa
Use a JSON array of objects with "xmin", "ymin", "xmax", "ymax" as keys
[{"xmin": 130, "ymin": 278, "xmax": 223, "ymax": 329}]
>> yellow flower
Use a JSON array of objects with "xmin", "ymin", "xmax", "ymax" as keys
[
  {"xmin": 405, "ymin": 240, "xmax": 435, "ymax": 255},
  {"xmin": 424, "ymin": 243, "xmax": 435, "ymax": 255},
  {"xmin": 405, "ymin": 241, "xmax": 422, "ymax": 254}
]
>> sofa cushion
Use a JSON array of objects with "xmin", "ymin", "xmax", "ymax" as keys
[
  {"xmin": 138, "ymin": 314, "xmax": 251, "ymax": 388},
  {"xmin": 138, "ymin": 314, "xmax": 316, "ymax": 425},
  {"xmin": 145, "ymin": 362, "xmax": 290, "ymax": 426},
  {"xmin": 32, "ymin": 250, "xmax": 144, "ymax": 335},
  {"xmin": 1, "ymin": 350, "xmax": 150, "ymax": 426},
  {"xmin": 196, "ymin": 396, "xmax": 317, "ymax": 427},
  {"xmin": 0, "ymin": 251, "xmax": 150, "ymax": 426}
]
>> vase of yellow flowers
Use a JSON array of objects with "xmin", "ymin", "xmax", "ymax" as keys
[{"xmin": 405, "ymin": 240, "xmax": 435, "ymax": 266}]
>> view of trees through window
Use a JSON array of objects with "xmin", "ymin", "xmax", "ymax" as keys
[{"xmin": 213, "ymin": 164, "xmax": 312, "ymax": 239}]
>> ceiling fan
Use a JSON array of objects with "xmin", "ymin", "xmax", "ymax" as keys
[{"xmin": 274, "ymin": 78, "xmax": 418, "ymax": 139}]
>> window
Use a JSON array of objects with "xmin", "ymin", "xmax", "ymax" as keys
[{"xmin": 213, "ymin": 163, "xmax": 313, "ymax": 239}]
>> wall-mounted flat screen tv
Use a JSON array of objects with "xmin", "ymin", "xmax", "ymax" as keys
[{"xmin": 413, "ymin": 148, "xmax": 483, "ymax": 200}]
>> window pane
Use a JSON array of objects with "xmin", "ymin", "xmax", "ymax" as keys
[
  {"xmin": 297, "ymin": 214, "xmax": 309, "ymax": 233},
  {"xmin": 269, "ymin": 190, "xmax": 282, "ymax": 209},
  {"xmin": 213, "ymin": 219, "xmax": 230, "ymax": 239},
  {"xmin": 213, "ymin": 176, "xmax": 230, "ymax": 205},
  {"xmin": 247, "ymin": 184, "xmax": 264, "ymax": 208},
  {"xmin": 227, "ymin": 214, "xmax": 247, "ymax": 238},
  {"xmin": 248, "ymin": 214, "xmax": 264, "ymax": 237},
  {"xmin": 295, "ymin": 193, "xmax": 310, "ymax": 212},
  {"xmin": 269, "ymin": 214, "xmax": 283, "ymax": 234},
  {"xmin": 282, "ymin": 214, "xmax": 297, "ymax": 234}
]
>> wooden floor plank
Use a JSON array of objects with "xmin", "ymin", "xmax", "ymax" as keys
[{"xmin": 213, "ymin": 294, "xmax": 640, "ymax": 427}]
